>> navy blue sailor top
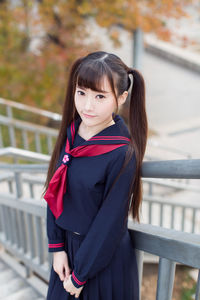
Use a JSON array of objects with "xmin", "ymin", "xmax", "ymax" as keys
[{"xmin": 46, "ymin": 114, "xmax": 137, "ymax": 288}]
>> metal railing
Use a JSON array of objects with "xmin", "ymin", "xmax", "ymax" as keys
[
  {"xmin": 129, "ymin": 221, "xmax": 200, "ymax": 300},
  {"xmin": 141, "ymin": 177, "xmax": 200, "ymax": 233},
  {"xmin": 0, "ymin": 98, "xmax": 200, "ymax": 298},
  {"xmin": 0, "ymin": 158, "xmax": 200, "ymax": 300},
  {"xmin": 1, "ymin": 97, "xmax": 198, "ymax": 235},
  {"xmin": 0, "ymin": 149, "xmax": 199, "ymax": 233},
  {"xmin": 0, "ymin": 97, "xmax": 60, "ymax": 153},
  {"xmin": 0, "ymin": 96, "xmax": 193, "ymax": 158}
]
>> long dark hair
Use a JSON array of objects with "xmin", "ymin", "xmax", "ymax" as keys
[{"xmin": 42, "ymin": 51, "xmax": 148, "ymax": 222}]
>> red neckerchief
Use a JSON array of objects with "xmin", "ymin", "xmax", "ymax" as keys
[{"xmin": 44, "ymin": 117, "xmax": 130, "ymax": 219}]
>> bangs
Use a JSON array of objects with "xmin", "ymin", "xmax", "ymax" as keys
[{"xmin": 76, "ymin": 61, "xmax": 114, "ymax": 93}]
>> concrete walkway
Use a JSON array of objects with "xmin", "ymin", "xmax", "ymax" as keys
[
  {"xmin": 0, "ymin": 250, "xmax": 47, "ymax": 300},
  {"xmin": 86, "ymin": 19, "xmax": 200, "ymax": 147}
]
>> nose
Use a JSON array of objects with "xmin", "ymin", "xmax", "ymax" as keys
[{"xmin": 84, "ymin": 95, "xmax": 94, "ymax": 110}]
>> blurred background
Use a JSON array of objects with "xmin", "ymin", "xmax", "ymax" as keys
[{"xmin": 0, "ymin": 1, "xmax": 200, "ymax": 299}]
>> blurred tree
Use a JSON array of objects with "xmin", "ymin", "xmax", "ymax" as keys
[
  {"xmin": 0, "ymin": 0, "xmax": 192, "ymax": 119},
  {"xmin": 0, "ymin": 0, "xmax": 99, "ymax": 118}
]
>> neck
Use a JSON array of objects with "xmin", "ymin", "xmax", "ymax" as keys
[{"xmin": 78, "ymin": 117, "xmax": 115, "ymax": 139}]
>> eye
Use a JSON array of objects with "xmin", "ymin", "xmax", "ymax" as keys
[
  {"xmin": 96, "ymin": 94, "xmax": 105, "ymax": 99},
  {"xmin": 77, "ymin": 90, "xmax": 85, "ymax": 96}
]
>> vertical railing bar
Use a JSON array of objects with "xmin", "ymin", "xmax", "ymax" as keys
[
  {"xmin": 12, "ymin": 208, "xmax": 19, "ymax": 246},
  {"xmin": 4, "ymin": 206, "xmax": 12, "ymax": 243},
  {"xmin": 26, "ymin": 213, "xmax": 36, "ymax": 258},
  {"xmin": 18, "ymin": 211, "xmax": 27, "ymax": 253},
  {"xmin": 0, "ymin": 206, "xmax": 2, "ymax": 233},
  {"xmin": 15, "ymin": 171, "xmax": 23, "ymax": 199},
  {"xmin": 7, "ymin": 207, "xmax": 15, "ymax": 245},
  {"xmin": 156, "ymin": 258, "xmax": 176, "ymax": 300},
  {"xmin": 35, "ymin": 131, "xmax": 41, "ymax": 153},
  {"xmin": 0, "ymin": 125, "xmax": 3, "ymax": 147},
  {"xmin": 47, "ymin": 135, "xmax": 53, "ymax": 155},
  {"xmin": 148, "ymin": 182, "xmax": 153, "ymax": 196},
  {"xmin": 171, "ymin": 205, "xmax": 175, "ymax": 229},
  {"xmin": 22, "ymin": 129, "xmax": 29, "ymax": 150},
  {"xmin": 42, "ymin": 218, "xmax": 49, "ymax": 264},
  {"xmin": 29, "ymin": 183, "xmax": 34, "ymax": 198},
  {"xmin": 135, "ymin": 249, "xmax": 144, "ymax": 300},
  {"xmin": 192, "ymin": 208, "xmax": 196, "ymax": 234},
  {"xmin": 195, "ymin": 269, "xmax": 200, "ymax": 300},
  {"xmin": 8, "ymin": 178, "xmax": 14, "ymax": 194},
  {"xmin": 0, "ymin": 205, "xmax": 7, "ymax": 240},
  {"xmin": 149, "ymin": 202, "xmax": 152, "ymax": 224},
  {"xmin": 15, "ymin": 210, "xmax": 21, "ymax": 249},
  {"xmin": 6, "ymin": 105, "xmax": 16, "ymax": 147},
  {"xmin": 35, "ymin": 216, "xmax": 45, "ymax": 264},
  {"xmin": 160, "ymin": 203, "xmax": 164, "ymax": 227},
  {"xmin": 181, "ymin": 207, "xmax": 186, "ymax": 231}
]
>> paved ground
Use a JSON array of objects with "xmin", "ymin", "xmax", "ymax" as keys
[
  {"xmin": 0, "ymin": 253, "xmax": 45, "ymax": 300},
  {"xmin": 142, "ymin": 51, "xmax": 200, "ymax": 133}
]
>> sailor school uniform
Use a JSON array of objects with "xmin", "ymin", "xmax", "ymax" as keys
[{"xmin": 44, "ymin": 113, "xmax": 139, "ymax": 299}]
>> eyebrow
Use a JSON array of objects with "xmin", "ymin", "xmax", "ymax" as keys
[{"xmin": 77, "ymin": 85, "xmax": 110, "ymax": 93}]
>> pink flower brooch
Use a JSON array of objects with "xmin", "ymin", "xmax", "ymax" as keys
[
  {"xmin": 62, "ymin": 153, "xmax": 71, "ymax": 165},
  {"xmin": 62, "ymin": 154, "xmax": 69, "ymax": 163}
]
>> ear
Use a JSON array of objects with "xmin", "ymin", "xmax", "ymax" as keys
[{"xmin": 118, "ymin": 91, "xmax": 128, "ymax": 106}]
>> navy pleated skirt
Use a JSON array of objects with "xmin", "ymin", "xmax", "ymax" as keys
[{"xmin": 46, "ymin": 229, "xmax": 139, "ymax": 300}]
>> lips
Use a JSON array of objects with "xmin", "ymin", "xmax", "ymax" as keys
[{"xmin": 83, "ymin": 113, "xmax": 96, "ymax": 118}]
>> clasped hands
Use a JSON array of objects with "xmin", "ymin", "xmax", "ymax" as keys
[
  {"xmin": 53, "ymin": 251, "xmax": 84, "ymax": 298},
  {"xmin": 63, "ymin": 274, "xmax": 84, "ymax": 299}
]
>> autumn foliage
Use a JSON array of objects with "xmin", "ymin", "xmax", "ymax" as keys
[{"xmin": 0, "ymin": 0, "xmax": 193, "ymax": 115}]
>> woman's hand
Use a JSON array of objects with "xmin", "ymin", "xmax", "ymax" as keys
[
  {"xmin": 53, "ymin": 251, "xmax": 71, "ymax": 282},
  {"xmin": 63, "ymin": 275, "xmax": 84, "ymax": 298}
]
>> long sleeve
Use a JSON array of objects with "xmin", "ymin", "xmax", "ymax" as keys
[
  {"xmin": 70, "ymin": 148, "xmax": 137, "ymax": 288},
  {"xmin": 46, "ymin": 205, "xmax": 66, "ymax": 252},
  {"xmin": 46, "ymin": 142, "xmax": 66, "ymax": 252}
]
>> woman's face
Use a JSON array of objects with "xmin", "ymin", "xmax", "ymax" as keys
[{"xmin": 74, "ymin": 75, "xmax": 118, "ymax": 128}]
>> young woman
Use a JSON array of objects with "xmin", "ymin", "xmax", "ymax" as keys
[{"xmin": 42, "ymin": 51, "xmax": 148, "ymax": 299}]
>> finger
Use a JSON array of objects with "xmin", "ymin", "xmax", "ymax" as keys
[
  {"xmin": 59, "ymin": 268, "xmax": 65, "ymax": 281},
  {"xmin": 64, "ymin": 266, "xmax": 70, "ymax": 279}
]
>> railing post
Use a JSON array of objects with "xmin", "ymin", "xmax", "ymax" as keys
[
  {"xmin": 47, "ymin": 135, "xmax": 53, "ymax": 154},
  {"xmin": 156, "ymin": 258, "xmax": 176, "ymax": 300},
  {"xmin": 0, "ymin": 125, "xmax": 3, "ymax": 147},
  {"xmin": 135, "ymin": 249, "xmax": 144, "ymax": 300},
  {"xmin": 148, "ymin": 182, "xmax": 153, "ymax": 196},
  {"xmin": 15, "ymin": 171, "xmax": 23, "ymax": 198},
  {"xmin": 195, "ymin": 270, "xmax": 200, "ymax": 300},
  {"xmin": 6, "ymin": 105, "xmax": 16, "ymax": 147}
]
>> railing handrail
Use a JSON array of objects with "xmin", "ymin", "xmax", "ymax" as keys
[
  {"xmin": 0, "ymin": 97, "xmax": 61, "ymax": 121},
  {"xmin": 0, "ymin": 115, "xmax": 58, "ymax": 134},
  {"xmin": 128, "ymin": 221, "xmax": 200, "ymax": 269},
  {"xmin": 0, "ymin": 147, "xmax": 50, "ymax": 162},
  {"xmin": 0, "ymin": 159, "xmax": 200, "ymax": 178},
  {"xmin": 142, "ymin": 159, "xmax": 200, "ymax": 179}
]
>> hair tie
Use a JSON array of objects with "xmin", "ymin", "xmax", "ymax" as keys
[{"xmin": 128, "ymin": 68, "xmax": 134, "ymax": 75}]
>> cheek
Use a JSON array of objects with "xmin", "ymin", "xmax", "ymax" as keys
[
  {"xmin": 74, "ymin": 95, "xmax": 82, "ymax": 109},
  {"xmin": 100, "ymin": 99, "xmax": 117, "ymax": 112}
]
